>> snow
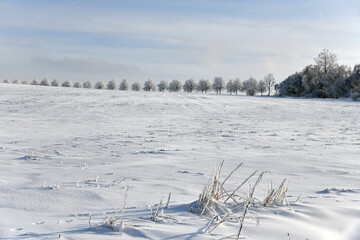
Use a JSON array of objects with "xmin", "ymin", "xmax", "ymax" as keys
[{"xmin": 0, "ymin": 83, "xmax": 359, "ymax": 239}]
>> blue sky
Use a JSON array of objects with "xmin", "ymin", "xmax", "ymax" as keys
[{"xmin": 0, "ymin": 0, "xmax": 359, "ymax": 83}]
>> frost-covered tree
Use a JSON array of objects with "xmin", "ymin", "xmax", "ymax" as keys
[
  {"xmin": 31, "ymin": 79, "xmax": 39, "ymax": 85},
  {"xmin": 264, "ymin": 74, "xmax": 275, "ymax": 96},
  {"xmin": 232, "ymin": 78, "xmax": 242, "ymax": 95},
  {"xmin": 73, "ymin": 82, "xmax": 82, "ymax": 88},
  {"xmin": 197, "ymin": 79, "xmax": 211, "ymax": 93},
  {"xmin": 226, "ymin": 80, "xmax": 234, "ymax": 94},
  {"xmin": 3, "ymin": 79, "xmax": 10, "ymax": 83},
  {"xmin": 107, "ymin": 79, "xmax": 118, "ymax": 90},
  {"xmin": 132, "ymin": 82, "xmax": 142, "ymax": 91},
  {"xmin": 143, "ymin": 79, "xmax": 156, "ymax": 91},
  {"xmin": 12, "ymin": 79, "xmax": 20, "ymax": 84},
  {"xmin": 243, "ymin": 77, "xmax": 259, "ymax": 96},
  {"xmin": 83, "ymin": 81, "xmax": 92, "ymax": 88},
  {"xmin": 183, "ymin": 79, "xmax": 197, "ymax": 93},
  {"xmin": 22, "ymin": 80, "xmax": 29, "ymax": 85},
  {"xmin": 314, "ymin": 49, "xmax": 338, "ymax": 76},
  {"xmin": 157, "ymin": 80, "xmax": 169, "ymax": 92},
  {"xmin": 169, "ymin": 79, "xmax": 182, "ymax": 92},
  {"xmin": 0, "ymin": 79, "xmax": 2, "ymax": 83},
  {"xmin": 51, "ymin": 79, "xmax": 60, "ymax": 87},
  {"xmin": 212, "ymin": 77, "xmax": 225, "ymax": 94},
  {"xmin": 258, "ymin": 80, "xmax": 267, "ymax": 96},
  {"xmin": 62, "ymin": 80, "xmax": 72, "ymax": 87},
  {"xmin": 119, "ymin": 79, "xmax": 129, "ymax": 90},
  {"xmin": 40, "ymin": 78, "xmax": 51, "ymax": 86},
  {"xmin": 94, "ymin": 81, "xmax": 105, "ymax": 89}
]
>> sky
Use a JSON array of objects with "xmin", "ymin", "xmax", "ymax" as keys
[{"xmin": 0, "ymin": 0, "xmax": 359, "ymax": 83}]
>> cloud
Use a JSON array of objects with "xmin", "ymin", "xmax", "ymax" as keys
[{"xmin": 32, "ymin": 56, "xmax": 141, "ymax": 74}]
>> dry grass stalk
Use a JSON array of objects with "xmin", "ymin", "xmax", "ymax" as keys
[
  {"xmin": 261, "ymin": 179, "xmax": 289, "ymax": 207},
  {"xmin": 236, "ymin": 171, "xmax": 265, "ymax": 240}
]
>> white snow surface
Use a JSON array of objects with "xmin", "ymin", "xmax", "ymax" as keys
[{"xmin": 0, "ymin": 84, "xmax": 359, "ymax": 240}]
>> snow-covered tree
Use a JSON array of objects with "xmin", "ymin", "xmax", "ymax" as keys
[
  {"xmin": 232, "ymin": 78, "xmax": 242, "ymax": 95},
  {"xmin": 31, "ymin": 79, "xmax": 39, "ymax": 85},
  {"xmin": 258, "ymin": 80, "xmax": 267, "ymax": 96},
  {"xmin": 183, "ymin": 79, "xmax": 197, "ymax": 93},
  {"xmin": 62, "ymin": 80, "xmax": 72, "ymax": 87},
  {"xmin": 22, "ymin": 80, "xmax": 29, "ymax": 85},
  {"xmin": 132, "ymin": 82, "xmax": 142, "ymax": 91},
  {"xmin": 226, "ymin": 80, "xmax": 234, "ymax": 94},
  {"xmin": 243, "ymin": 77, "xmax": 259, "ymax": 96},
  {"xmin": 169, "ymin": 80, "xmax": 182, "ymax": 92},
  {"xmin": 83, "ymin": 81, "xmax": 92, "ymax": 88},
  {"xmin": 107, "ymin": 79, "xmax": 118, "ymax": 90},
  {"xmin": 264, "ymin": 74, "xmax": 275, "ymax": 96},
  {"xmin": 314, "ymin": 49, "xmax": 338, "ymax": 76},
  {"xmin": 12, "ymin": 79, "xmax": 20, "ymax": 84},
  {"xmin": 212, "ymin": 77, "xmax": 225, "ymax": 94},
  {"xmin": 119, "ymin": 79, "xmax": 129, "ymax": 90},
  {"xmin": 157, "ymin": 80, "xmax": 169, "ymax": 92},
  {"xmin": 73, "ymin": 82, "xmax": 82, "ymax": 88},
  {"xmin": 143, "ymin": 79, "xmax": 156, "ymax": 91},
  {"xmin": 51, "ymin": 79, "xmax": 60, "ymax": 87},
  {"xmin": 94, "ymin": 81, "xmax": 105, "ymax": 89},
  {"xmin": 197, "ymin": 79, "xmax": 211, "ymax": 93},
  {"xmin": 40, "ymin": 78, "xmax": 51, "ymax": 86}
]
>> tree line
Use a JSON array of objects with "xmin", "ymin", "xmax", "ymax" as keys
[
  {"xmin": 277, "ymin": 49, "xmax": 360, "ymax": 101},
  {"xmin": 0, "ymin": 75, "xmax": 276, "ymax": 96}
]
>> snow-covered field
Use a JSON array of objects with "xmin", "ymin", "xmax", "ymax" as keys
[{"xmin": 1, "ymin": 84, "xmax": 360, "ymax": 240}]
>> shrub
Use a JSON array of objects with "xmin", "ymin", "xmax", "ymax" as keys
[
  {"xmin": 94, "ymin": 81, "xmax": 105, "ymax": 89},
  {"xmin": 83, "ymin": 81, "xmax": 93, "ymax": 88},
  {"xmin": 119, "ymin": 79, "xmax": 129, "ymax": 90},
  {"xmin": 40, "ymin": 78, "xmax": 51, "ymax": 86},
  {"xmin": 107, "ymin": 79, "xmax": 118, "ymax": 90},
  {"xmin": 22, "ymin": 80, "xmax": 29, "ymax": 85},
  {"xmin": 350, "ymin": 88, "xmax": 360, "ymax": 101},
  {"xmin": 62, "ymin": 80, "xmax": 72, "ymax": 87},
  {"xmin": 12, "ymin": 79, "xmax": 20, "ymax": 84}
]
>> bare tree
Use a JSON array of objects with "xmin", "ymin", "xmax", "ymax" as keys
[
  {"xmin": 197, "ymin": 79, "xmax": 211, "ymax": 93},
  {"xmin": 143, "ymin": 79, "xmax": 156, "ymax": 91},
  {"xmin": 131, "ymin": 82, "xmax": 142, "ymax": 91},
  {"xmin": 212, "ymin": 77, "xmax": 225, "ymax": 94},
  {"xmin": 169, "ymin": 79, "xmax": 182, "ymax": 92},
  {"xmin": 119, "ymin": 79, "xmax": 129, "ymax": 90},
  {"xmin": 264, "ymin": 74, "xmax": 275, "ymax": 96},
  {"xmin": 314, "ymin": 49, "xmax": 338, "ymax": 76},
  {"xmin": 157, "ymin": 80, "xmax": 169, "ymax": 92}
]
